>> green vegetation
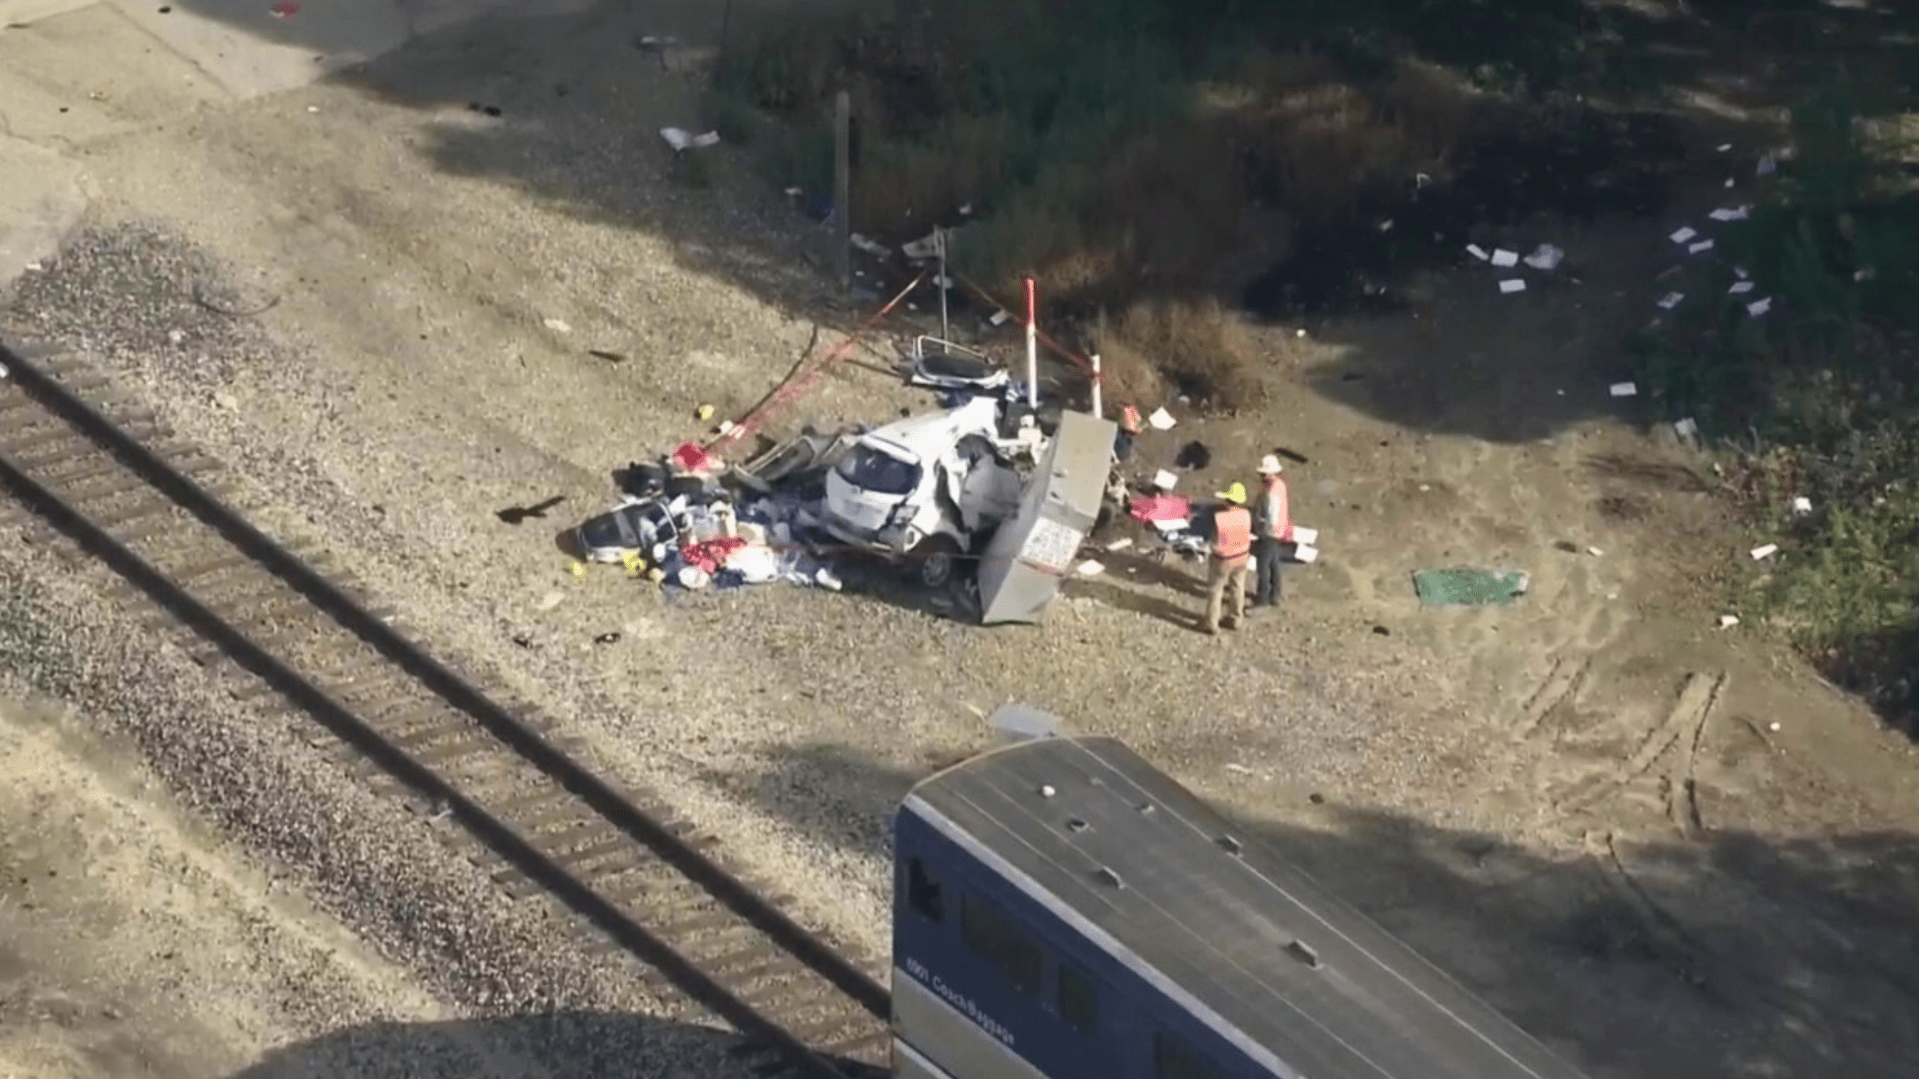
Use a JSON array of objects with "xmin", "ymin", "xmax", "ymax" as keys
[{"xmin": 1635, "ymin": 83, "xmax": 1919, "ymax": 727}]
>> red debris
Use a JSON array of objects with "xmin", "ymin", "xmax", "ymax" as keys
[
  {"xmin": 680, "ymin": 537, "xmax": 748, "ymax": 574},
  {"xmin": 270, "ymin": 1, "xmax": 300, "ymax": 18}
]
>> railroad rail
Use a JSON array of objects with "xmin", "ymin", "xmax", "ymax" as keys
[{"xmin": 0, "ymin": 342, "xmax": 891, "ymax": 1078}]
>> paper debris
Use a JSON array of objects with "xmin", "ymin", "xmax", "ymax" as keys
[
  {"xmin": 543, "ymin": 317, "xmax": 572, "ymax": 333},
  {"xmin": 901, "ymin": 231, "xmax": 940, "ymax": 260},
  {"xmin": 1674, "ymin": 417, "xmax": 1699, "ymax": 439},
  {"xmin": 1610, "ymin": 381, "xmax": 1638, "ymax": 397},
  {"xmin": 1292, "ymin": 526, "xmax": 1318, "ymax": 546},
  {"xmin": 1587, "ymin": 546, "xmax": 1604, "ymax": 557},
  {"xmin": 659, "ymin": 127, "xmax": 719, "ymax": 152},
  {"xmin": 1728, "ymin": 280, "xmax": 1755, "ymax": 294},
  {"xmin": 1716, "ymin": 143, "xmax": 1733, "ymax": 153},
  {"xmin": 1688, "ymin": 240, "xmax": 1715, "ymax": 255},
  {"xmin": 1467, "ymin": 243, "xmax": 1490, "ymax": 261},
  {"xmin": 1769, "ymin": 721, "xmax": 1781, "ymax": 731},
  {"xmin": 1147, "ymin": 407, "xmax": 1176, "ymax": 430},
  {"xmin": 23, "ymin": 261, "xmax": 42, "ymax": 272},
  {"xmin": 1718, "ymin": 614, "xmax": 1740, "ymax": 628},
  {"xmin": 1076, "ymin": 560, "xmax": 1105, "ymax": 576},
  {"xmin": 1293, "ymin": 544, "xmax": 1320, "ymax": 564},
  {"xmin": 1734, "ymin": 266, "xmax": 1749, "ymax": 278},
  {"xmin": 958, "ymin": 203, "xmax": 973, "ymax": 215},
  {"xmin": 1757, "ymin": 153, "xmax": 1778, "ymax": 177},
  {"xmin": 1490, "ymin": 248, "xmax": 1519, "ymax": 267},
  {"xmin": 1725, "ymin": 178, "xmax": 1735, "ymax": 188},
  {"xmin": 1657, "ymin": 292, "xmax": 1684, "ymax": 309},
  {"xmin": 1747, "ymin": 297, "xmax": 1772, "ymax": 316},
  {"xmin": 1105, "ymin": 537, "xmax": 1134, "ymax": 552},
  {"xmin": 1791, "ymin": 496, "xmax": 1812, "ymax": 516},
  {"xmin": 1750, "ymin": 543, "xmax": 1778, "ymax": 560},
  {"xmin": 1152, "ymin": 517, "xmax": 1190, "ymax": 533},
  {"xmin": 1855, "ymin": 267, "xmax": 1875, "ymax": 282},
  {"xmin": 849, "ymin": 233, "xmax": 889, "ymax": 257},
  {"xmin": 1523, "ymin": 244, "xmax": 1564, "ymax": 270},
  {"xmin": 988, "ymin": 310, "xmax": 1011, "ymax": 326},
  {"xmin": 1498, "ymin": 278, "xmax": 1527, "ymax": 294},
  {"xmin": 537, "ymin": 591, "xmax": 565, "ymax": 611},
  {"xmin": 783, "ymin": 186, "xmax": 802, "ymax": 197},
  {"xmin": 1152, "ymin": 469, "xmax": 1178, "ymax": 490},
  {"xmin": 1708, "ymin": 206, "xmax": 1750, "ymax": 222},
  {"xmin": 1669, "ymin": 226, "xmax": 1698, "ymax": 244}
]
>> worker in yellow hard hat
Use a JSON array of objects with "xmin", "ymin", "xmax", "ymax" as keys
[{"xmin": 1204, "ymin": 482, "xmax": 1253, "ymax": 634}]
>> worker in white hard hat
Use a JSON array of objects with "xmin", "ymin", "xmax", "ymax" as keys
[{"xmin": 1252, "ymin": 454, "xmax": 1292, "ymax": 608}]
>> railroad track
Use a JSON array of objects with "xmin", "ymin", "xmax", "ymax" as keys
[{"xmin": 0, "ymin": 343, "xmax": 891, "ymax": 1079}]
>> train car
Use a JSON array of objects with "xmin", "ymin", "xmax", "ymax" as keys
[{"xmin": 890, "ymin": 729, "xmax": 1592, "ymax": 1079}]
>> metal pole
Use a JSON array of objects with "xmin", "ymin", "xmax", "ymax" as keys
[
  {"xmin": 1090, "ymin": 353, "xmax": 1102, "ymax": 418},
  {"xmin": 938, "ymin": 227, "xmax": 950, "ymax": 340},
  {"xmin": 834, "ymin": 91, "xmax": 851, "ymax": 294},
  {"xmin": 1024, "ymin": 275, "xmax": 1038, "ymax": 409}
]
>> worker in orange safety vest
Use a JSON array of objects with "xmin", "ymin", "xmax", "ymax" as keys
[
  {"xmin": 1252, "ymin": 454, "xmax": 1292, "ymax": 608},
  {"xmin": 1205, "ymin": 482, "xmax": 1253, "ymax": 635}
]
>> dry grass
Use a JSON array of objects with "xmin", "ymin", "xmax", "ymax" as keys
[{"xmin": 1093, "ymin": 298, "xmax": 1265, "ymax": 411}]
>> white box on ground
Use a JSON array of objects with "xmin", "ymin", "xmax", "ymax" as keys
[
  {"xmin": 1490, "ymin": 248, "xmax": 1519, "ymax": 267},
  {"xmin": 1292, "ymin": 526, "xmax": 1317, "ymax": 545},
  {"xmin": 1750, "ymin": 543, "xmax": 1779, "ymax": 560},
  {"xmin": 1152, "ymin": 469, "xmax": 1178, "ymax": 490},
  {"xmin": 1294, "ymin": 544, "xmax": 1319, "ymax": 564},
  {"xmin": 1499, "ymin": 279, "xmax": 1526, "ymax": 294},
  {"xmin": 1610, "ymin": 381, "xmax": 1638, "ymax": 397}
]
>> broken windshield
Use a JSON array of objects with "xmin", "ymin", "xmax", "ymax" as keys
[{"xmin": 836, "ymin": 443, "xmax": 919, "ymax": 496}]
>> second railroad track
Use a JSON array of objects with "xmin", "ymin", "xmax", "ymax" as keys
[{"xmin": 0, "ymin": 342, "xmax": 891, "ymax": 1078}]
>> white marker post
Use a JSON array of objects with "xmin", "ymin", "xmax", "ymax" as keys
[
  {"xmin": 1090, "ymin": 353, "xmax": 1102, "ymax": 418},
  {"xmin": 1024, "ymin": 275, "xmax": 1039, "ymax": 409}
]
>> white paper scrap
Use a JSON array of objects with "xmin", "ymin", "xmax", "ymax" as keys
[
  {"xmin": 1757, "ymin": 153, "xmax": 1778, "ymax": 176},
  {"xmin": 1747, "ymin": 297, "xmax": 1772, "ymax": 316},
  {"xmin": 1466, "ymin": 243, "xmax": 1490, "ymax": 261},
  {"xmin": 1291, "ymin": 526, "xmax": 1318, "ymax": 546},
  {"xmin": 1674, "ymin": 417, "xmax": 1699, "ymax": 438},
  {"xmin": 1750, "ymin": 543, "xmax": 1778, "ymax": 560},
  {"xmin": 1728, "ymin": 280, "xmax": 1755, "ymax": 294},
  {"xmin": 1708, "ymin": 206, "xmax": 1750, "ymax": 222},
  {"xmin": 1610, "ymin": 381, "xmax": 1638, "ymax": 397},
  {"xmin": 1716, "ymin": 143, "xmax": 1733, "ymax": 153},
  {"xmin": 1587, "ymin": 546, "xmax": 1604, "ymax": 557},
  {"xmin": 1076, "ymin": 560, "xmax": 1105, "ymax": 576},
  {"xmin": 543, "ymin": 317, "xmax": 572, "ymax": 333},
  {"xmin": 1152, "ymin": 469, "xmax": 1178, "ymax": 490},
  {"xmin": 1523, "ymin": 244, "xmax": 1564, "ymax": 270},
  {"xmin": 1104, "ymin": 537, "xmax": 1134, "ymax": 552},
  {"xmin": 1718, "ymin": 614, "xmax": 1740, "ymax": 628},
  {"xmin": 1147, "ymin": 407, "xmax": 1176, "ymax": 430},
  {"xmin": 1293, "ymin": 544, "xmax": 1320, "ymax": 564},
  {"xmin": 690, "ymin": 131, "xmax": 721, "ymax": 148},
  {"xmin": 1689, "ymin": 240, "xmax": 1715, "ymax": 254},
  {"xmin": 1657, "ymin": 292, "xmax": 1684, "ymax": 309},
  {"xmin": 1491, "ymin": 248, "xmax": 1519, "ymax": 267},
  {"xmin": 1670, "ymin": 226, "xmax": 1698, "ymax": 244},
  {"xmin": 1791, "ymin": 496, "xmax": 1812, "ymax": 515},
  {"xmin": 1499, "ymin": 278, "xmax": 1527, "ymax": 294},
  {"xmin": 988, "ymin": 309, "xmax": 1011, "ymax": 326}
]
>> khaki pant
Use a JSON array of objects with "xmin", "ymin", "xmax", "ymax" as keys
[{"xmin": 1205, "ymin": 553, "xmax": 1249, "ymax": 631}]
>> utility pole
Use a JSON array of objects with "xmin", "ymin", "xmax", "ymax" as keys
[{"xmin": 834, "ymin": 90, "xmax": 851, "ymax": 295}]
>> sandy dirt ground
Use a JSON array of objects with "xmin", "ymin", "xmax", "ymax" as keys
[{"xmin": 2, "ymin": 2, "xmax": 1918, "ymax": 1078}]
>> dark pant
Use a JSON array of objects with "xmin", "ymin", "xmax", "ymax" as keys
[{"xmin": 1253, "ymin": 537, "xmax": 1284, "ymax": 605}]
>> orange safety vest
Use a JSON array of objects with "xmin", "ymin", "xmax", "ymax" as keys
[
  {"xmin": 1259, "ymin": 478, "xmax": 1291, "ymax": 540},
  {"xmin": 1213, "ymin": 505, "xmax": 1252, "ymax": 560}
]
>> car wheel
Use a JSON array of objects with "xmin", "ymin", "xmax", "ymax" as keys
[{"xmin": 915, "ymin": 534, "xmax": 963, "ymax": 590}]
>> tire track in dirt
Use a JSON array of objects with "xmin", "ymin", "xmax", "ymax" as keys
[{"xmin": 1551, "ymin": 671, "xmax": 1727, "ymax": 823}]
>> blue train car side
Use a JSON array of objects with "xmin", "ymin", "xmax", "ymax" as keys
[{"xmin": 890, "ymin": 733, "xmax": 1593, "ymax": 1079}]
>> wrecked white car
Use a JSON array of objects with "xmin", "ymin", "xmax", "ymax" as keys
[
  {"xmin": 573, "ymin": 495, "xmax": 688, "ymax": 564},
  {"xmin": 820, "ymin": 394, "xmax": 1027, "ymax": 588}
]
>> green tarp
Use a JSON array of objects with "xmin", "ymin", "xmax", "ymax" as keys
[{"xmin": 1413, "ymin": 567, "xmax": 1530, "ymax": 607}]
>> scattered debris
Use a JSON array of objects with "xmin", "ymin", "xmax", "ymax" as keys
[
  {"xmin": 1708, "ymin": 207, "xmax": 1750, "ymax": 222},
  {"xmin": 1669, "ymin": 227, "xmax": 1697, "ymax": 244},
  {"xmin": 1372, "ymin": 625, "xmax": 1391, "ymax": 636},
  {"xmin": 1490, "ymin": 248, "xmax": 1519, "ymax": 268},
  {"xmin": 1499, "ymin": 279, "xmax": 1526, "ymax": 294},
  {"xmin": 1146, "ymin": 407, "xmax": 1176, "ymax": 431},
  {"xmin": 1716, "ymin": 143, "xmax": 1732, "ymax": 153},
  {"xmin": 1674, "ymin": 417, "xmax": 1699, "ymax": 445},
  {"xmin": 593, "ymin": 631, "xmax": 621, "ymax": 645},
  {"xmin": 1750, "ymin": 543, "xmax": 1778, "ymax": 560},
  {"xmin": 1657, "ymin": 292, "xmax": 1685, "ymax": 310},
  {"xmin": 1293, "ymin": 544, "xmax": 1320, "ymax": 564},
  {"xmin": 543, "ymin": 318, "xmax": 572, "ymax": 334},
  {"xmin": 1522, "ymin": 244, "xmax": 1564, "ymax": 271},
  {"xmin": 849, "ymin": 233, "xmax": 889, "ymax": 257},
  {"xmin": 659, "ymin": 127, "xmax": 720, "ymax": 152},
  {"xmin": 1791, "ymin": 496, "xmax": 1812, "ymax": 516},
  {"xmin": 1075, "ymin": 560, "xmax": 1105, "ymax": 576},
  {"xmin": 270, "ymin": 1, "xmax": 299, "ymax": 17},
  {"xmin": 1746, "ymin": 297, "xmax": 1772, "ymax": 316},
  {"xmin": 988, "ymin": 310, "xmax": 1012, "ymax": 327},
  {"xmin": 1275, "ymin": 448, "xmax": 1310, "ymax": 465},
  {"xmin": 1688, "ymin": 240, "xmax": 1715, "ymax": 255},
  {"xmin": 1769, "ymin": 721, "xmax": 1781, "ymax": 732},
  {"xmin": 1152, "ymin": 469, "xmax": 1179, "ymax": 491},
  {"xmin": 467, "ymin": 103, "xmax": 503, "ymax": 118},
  {"xmin": 1610, "ymin": 381, "xmax": 1638, "ymax": 397},
  {"xmin": 1728, "ymin": 281, "xmax": 1754, "ymax": 295},
  {"xmin": 1292, "ymin": 526, "xmax": 1318, "ymax": 546},
  {"xmin": 1467, "ymin": 243, "xmax": 1490, "ymax": 261},
  {"xmin": 1587, "ymin": 546, "xmax": 1604, "ymax": 557},
  {"xmin": 1173, "ymin": 441, "xmax": 1211, "ymax": 469},
  {"xmin": 1718, "ymin": 614, "xmax": 1740, "ymax": 629},
  {"xmin": 536, "ymin": 591, "xmax": 565, "ymax": 611},
  {"xmin": 1757, "ymin": 153, "xmax": 1778, "ymax": 177}
]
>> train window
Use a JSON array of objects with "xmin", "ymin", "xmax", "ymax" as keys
[
  {"xmin": 906, "ymin": 858, "xmax": 944, "ymax": 923},
  {"xmin": 1057, "ymin": 961, "xmax": 1098, "ymax": 1032},
  {"xmin": 1154, "ymin": 1033, "xmax": 1223, "ymax": 1079},
  {"xmin": 959, "ymin": 894, "xmax": 1042, "ymax": 996}
]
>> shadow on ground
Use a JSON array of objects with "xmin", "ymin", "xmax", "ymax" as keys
[
  {"xmin": 696, "ymin": 739, "xmax": 1919, "ymax": 1079},
  {"xmin": 223, "ymin": 1010, "xmax": 789, "ymax": 1079}
]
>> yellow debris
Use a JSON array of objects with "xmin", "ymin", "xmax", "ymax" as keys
[
  {"xmin": 569, "ymin": 561, "xmax": 586, "ymax": 577},
  {"xmin": 696, "ymin": 404, "xmax": 715, "ymax": 421}
]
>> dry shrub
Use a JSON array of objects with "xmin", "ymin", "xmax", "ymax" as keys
[
  {"xmin": 1095, "ymin": 298, "xmax": 1264, "ymax": 410},
  {"xmin": 851, "ymin": 112, "xmax": 1021, "ymax": 236}
]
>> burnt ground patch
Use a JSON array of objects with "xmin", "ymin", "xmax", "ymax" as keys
[{"xmin": 1242, "ymin": 106, "xmax": 1693, "ymax": 320}]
